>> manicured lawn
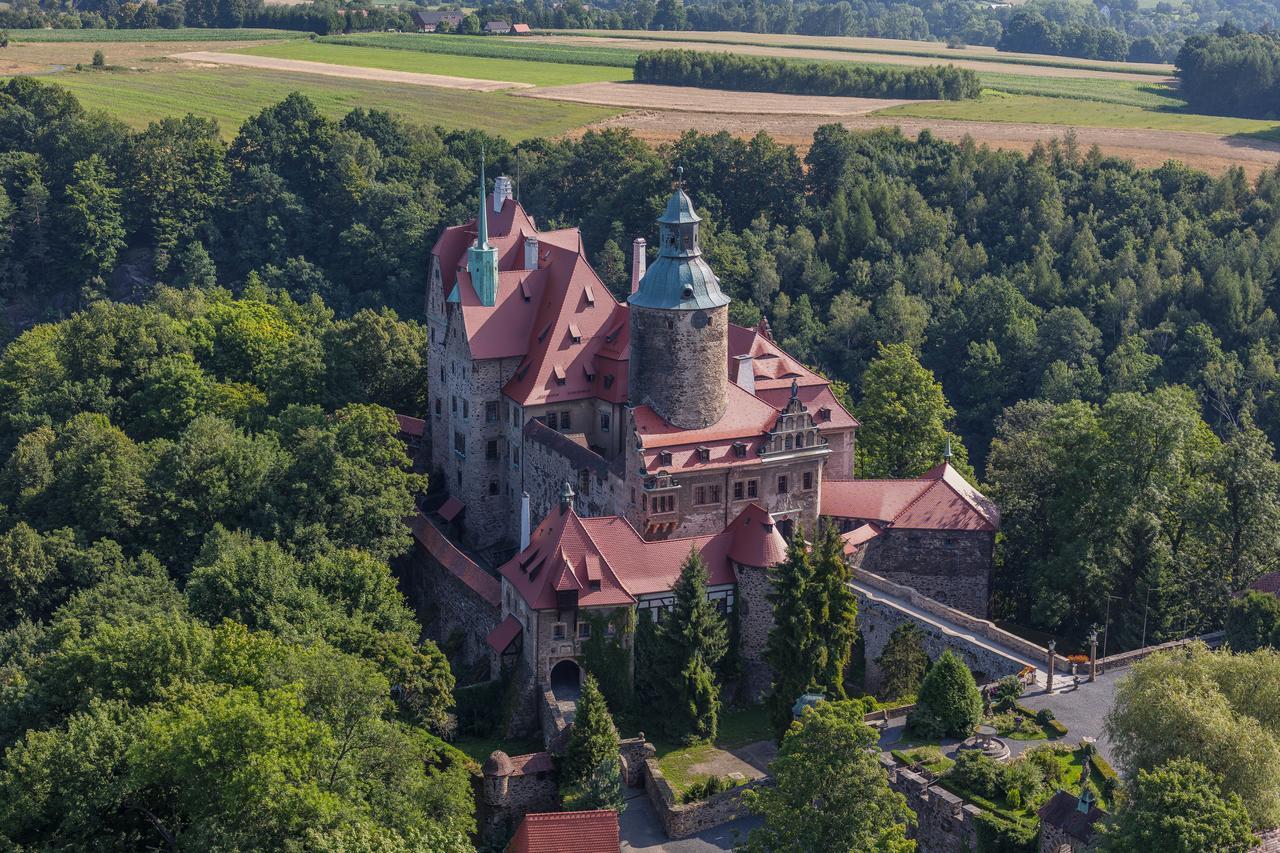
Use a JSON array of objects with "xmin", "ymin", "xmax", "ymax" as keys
[
  {"xmin": 893, "ymin": 745, "xmax": 954, "ymax": 775},
  {"xmin": 877, "ymin": 91, "xmax": 1280, "ymax": 139},
  {"xmin": 41, "ymin": 67, "xmax": 619, "ymax": 138},
  {"xmin": 452, "ymin": 734, "xmax": 545, "ymax": 766},
  {"xmin": 10, "ymin": 27, "xmax": 306, "ymax": 42},
  {"xmin": 236, "ymin": 40, "xmax": 633, "ymax": 85}
]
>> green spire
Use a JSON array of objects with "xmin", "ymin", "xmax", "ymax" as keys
[
  {"xmin": 468, "ymin": 150, "xmax": 499, "ymax": 307},
  {"xmin": 477, "ymin": 150, "xmax": 489, "ymax": 249}
]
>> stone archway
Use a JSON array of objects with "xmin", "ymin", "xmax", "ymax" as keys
[{"xmin": 550, "ymin": 658, "xmax": 581, "ymax": 701}]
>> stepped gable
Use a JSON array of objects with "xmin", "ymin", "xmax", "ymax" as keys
[
  {"xmin": 499, "ymin": 503, "xmax": 786, "ymax": 608},
  {"xmin": 822, "ymin": 461, "xmax": 999, "ymax": 532}
]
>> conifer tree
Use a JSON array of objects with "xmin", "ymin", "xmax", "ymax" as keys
[
  {"xmin": 654, "ymin": 548, "xmax": 728, "ymax": 743},
  {"xmin": 908, "ymin": 650, "xmax": 982, "ymax": 738},
  {"xmin": 875, "ymin": 623, "xmax": 929, "ymax": 701},
  {"xmin": 809, "ymin": 520, "xmax": 858, "ymax": 699},
  {"xmin": 765, "ymin": 526, "xmax": 817, "ymax": 739},
  {"xmin": 560, "ymin": 675, "xmax": 620, "ymax": 795}
]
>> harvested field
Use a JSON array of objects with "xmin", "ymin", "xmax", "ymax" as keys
[
  {"xmin": 170, "ymin": 51, "xmax": 532, "ymax": 91},
  {"xmin": 516, "ymin": 82, "xmax": 915, "ymax": 115},
  {"xmin": 0, "ymin": 39, "xmax": 279, "ymax": 75},
  {"xmin": 590, "ymin": 109, "xmax": 1280, "ymax": 177}
]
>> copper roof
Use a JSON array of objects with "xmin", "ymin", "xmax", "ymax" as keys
[{"xmin": 821, "ymin": 462, "xmax": 999, "ymax": 532}]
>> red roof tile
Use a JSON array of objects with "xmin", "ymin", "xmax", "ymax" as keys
[
  {"xmin": 821, "ymin": 462, "xmax": 999, "ymax": 532},
  {"xmin": 507, "ymin": 810, "xmax": 618, "ymax": 853},
  {"xmin": 841, "ymin": 522, "xmax": 883, "ymax": 555},
  {"xmin": 486, "ymin": 615, "xmax": 522, "ymax": 654},
  {"xmin": 409, "ymin": 513, "xmax": 501, "ymax": 606},
  {"xmin": 726, "ymin": 503, "xmax": 789, "ymax": 567},
  {"xmin": 396, "ymin": 414, "xmax": 425, "ymax": 437},
  {"xmin": 508, "ymin": 751, "xmax": 554, "ymax": 775},
  {"xmin": 438, "ymin": 496, "xmax": 465, "ymax": 523}
]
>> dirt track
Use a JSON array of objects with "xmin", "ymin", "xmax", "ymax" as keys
[
  {"xmin": 588, "ymin": 110, "xmax": 1280, "ymax": 176},
  {"xmin": 529, "ymin": 35, "xmax": 1174, "ymax": 83},
  {"xmin": 517, "ymin": 82, "xmax": 914, "ymax": 115},
  {"xmin": 169, "ymin": 51, "xmax": 532, "ymax": 91}
]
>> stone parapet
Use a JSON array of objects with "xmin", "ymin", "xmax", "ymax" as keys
[
  {"xmin": 641, "ymin": 752, "xmax": 765, "ymax": 840},
  {"xmin": 883, "ymin": 753, "xmax": 982, "ymax": 853}
]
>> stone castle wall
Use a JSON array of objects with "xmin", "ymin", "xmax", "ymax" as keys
[
  {"xmin": 882, "ymin": 755, "xmax": 982, "ymax": 853},
  {"xmin": 641, "ymin": 753, "xmax": 763, "ymax": 839},
  {"xmin": 521, "ymin": 420, "xmax": 623, "ymax": 525},
  {"xmin": 734, "ymin": 561, "xmax": 775, "ymax": 701},
  {"xmin": 629, "ymin": 303, "xmax": 728, "ymax": 430},
  {"xmin": 859, "ymin": 528, "xmax": 993, "ymax": 617}
]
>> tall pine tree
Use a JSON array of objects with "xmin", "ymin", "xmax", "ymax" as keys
[
  {"xmin": 765, "ymin": 526, "xmax": 817, "ymax": 739},
  {"xmin": 653, "ymin": 548, "xmax": 728, "ymax": 743},
  {"xmin": 560, "ymin": 674, "xmax": 622, "ymax": 808},
  {"xmin": 810, "ymin": 520, "xmax": 859, "ymax": 699}
]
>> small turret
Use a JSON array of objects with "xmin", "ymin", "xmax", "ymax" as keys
[{"xmin": 468, "ymin": 155, "xmax": 499, "ymax": 307}]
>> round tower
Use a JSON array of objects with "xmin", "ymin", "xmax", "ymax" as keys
[{"xmin": 628, "ymin": 171, "xmax": 731, "ymax": 430}]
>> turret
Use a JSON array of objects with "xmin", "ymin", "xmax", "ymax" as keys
[
  {"xmin": 468, "ymin": 156, "xmax": 499, "ymax": 307},
  {"xmin": 628, "ymin": 169, "xmax": 731, "ymax": 429}
]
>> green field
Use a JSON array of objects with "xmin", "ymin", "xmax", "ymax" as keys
[
  {"xmin": 9, "ymin": 27, "xmax": 307, "ymax": 42},
  {"xmin": 44, "ymin": 67, "xmax": 618, "ymax": 139},
  {"xmin": 236, "ymin": 40, "xmax": 633, "ymax": 85},
  {"xmin": 879, "ymin": 90, "xmax": 1280, "ymax": 139},
  {"xmin": 323, "ymin": 32, "xmax": 639, "ymax": 68}
]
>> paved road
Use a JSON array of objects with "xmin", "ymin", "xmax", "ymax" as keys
[{"xmin": 620, "ymin": 788, "xmax": 761, "ymax": 852}]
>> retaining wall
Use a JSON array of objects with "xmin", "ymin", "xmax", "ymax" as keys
[{"xmin": 641, "ymin": 753, "xmax": 765, "ymax": 839}]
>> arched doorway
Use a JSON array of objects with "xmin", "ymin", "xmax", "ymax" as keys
[{"xmin": 550, "ymin": 659, "xmax": 581, "ymax": 701}]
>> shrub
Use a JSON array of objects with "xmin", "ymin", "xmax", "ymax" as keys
[
  {"xmin": 1003, "ymin": 757, "xmax": 1044, "ymax": 803},
  {"xmin": 1035, "ymin": 708, "xmax": 1055, "ymax": 726},
  {"xmin": 993, "ymin": 675, "xmax": 1024, "ymax": 710},
  {"xmin": 681, "ymin": 774, "xmax": 735, "ymax": 803},
  {"xmin": 908, "ymin": 650, "xmax": 983, "ymax": 739},
  {"xmin": 91, "ymin": 49, "xmax": 105, "ymax": 67},
  {"xmin": 950, "ymin": 750, "xmax": 1003, "ymax": 799}
]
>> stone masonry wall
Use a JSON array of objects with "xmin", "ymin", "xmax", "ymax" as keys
[
  {"xmin": 1039, "ymin": 823, "xmax": 1079, "ymax": 853},
  {"xmin": 861, "ymin": 528, "xmax": 993, "ymax": 617},
  {"xmin": 399, "ymin": 532, "xmax": 499, "ymax": 682},
  {"xmin": 882, "ymin": 755, "xmax": 982, "ymax": 853},
  {"xmin": 734, "ymin": 561, "xmax": 775, "ymax": 702},
  {"xmin": 521, "ymin": 420, "xmax": 622, "ymax": 526},
  {"xmin": 641, "ymin": 753, "xmax": 763, "ymax": 839},
  {"xmin": 629, "ymin": 303, "xmax": 728, "ymax": 431}
]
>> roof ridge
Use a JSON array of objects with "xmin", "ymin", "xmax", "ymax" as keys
[
  {"xmin": 574, "ymin": 515, "xmax": 639, "ymax": 601},
  {"xmin": 890, "ymin": 478, "xmax": 946, "ymax": 527}
]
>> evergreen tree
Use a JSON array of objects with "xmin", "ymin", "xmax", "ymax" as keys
[
  {"xmin": 595, "ymin": 238, "xmax": 627, "ymax": 297},
  {"xmin": 808, "ymin": 520, "xmax": 858, "ymax": 699},
  {"xmin": 174, "ymin": 241, "xmax": 218, "ymax": 290},
  {"xmin": 58, "ymin": 155, "xmax": 125, "ymax": 294},
  {"xmin": 653, "ymin": 548, "xmax": 728, "ymax": 743},
  {"xmin": 875, "ymin": 623, "xmax": 929, "ymax": 701},
  {"xmin": 560, "ymin": 675, "xmax": 620, "ymax": 792},
  {"xmin": 561, "ymin": 757, "xmax": 625, "ymax": 813},
  {"xmin": 765, "ymin": 526, "xmax": 817, "ymax": 739},
  {"xmin": 907, "ymin": 650, "xmax": 982, "ymax": 738}
]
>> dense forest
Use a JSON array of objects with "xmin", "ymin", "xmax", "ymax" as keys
[
  {"xmin": 633, "ymin": 48, "xmax": 981, "ymax": 98},
  {"xmin": 5, "ymin": 73, "xmax": 1280, "ymax": 838},
  {"xmin": 0, "ymin": 0, "xmax": 406, "ymax": 34},
  {"xmin": 1177, "ymin": 23, "xmax": 1280, "ymax": 118}
]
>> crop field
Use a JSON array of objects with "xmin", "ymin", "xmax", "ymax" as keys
[
  {"xmin": 546, "ymin": 29, "xmax": 1173, "ymax": 76},
  {"xmin": 9, "ymin": 27, "xmax": 307, "ymax": 42},
  {"xmin": 235, "ymin": 40, "xmax": 632, "ymax": 85},
  {"xmin": 45, "ymin": 67, "xmax": 618, "ymax": 139},
  {"xmin": 321, "ymin": 32, "xmax": 639, "ymax": 68}
]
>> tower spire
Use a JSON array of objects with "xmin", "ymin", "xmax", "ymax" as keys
[
  {"xmin": 467, "ymin": 150, "xmax": 499, "ymax": 307},
  {"xmin": 477, "ymin": 149, "xmax": 489, "ymax": 249},
  {"xmin": 943, "ymin": 436, "xmax": 953, "ymax": 462}
]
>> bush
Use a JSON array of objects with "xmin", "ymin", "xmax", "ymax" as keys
[
  {"xmin": 1003, "ymin": 757, "xmax": 1044, "ymax": 803},
  {"xmin": 908, "ymin": 650, "xmax": 983, "ymax": 739},
  {"xmin": 950, "ymin": 750, "xmax": 1004, "ymax": 799},
  {"xmin": 1035, "ymin": 708, "xmax": 1055, "ymax": 725},
  {"xmin": 91, "ymin": 49, "xmax": 105, "ymax": 67},
  {"xmin": 681, "ymin": 774, "xmax": 736, "ymax": 803},
  {"xmin": 634, "ymin": 49, "xmax": 981, "ymax": 101},
  {"xmin": 993, "ymin": 675, "xmax": 1024, "ymax": 711}
]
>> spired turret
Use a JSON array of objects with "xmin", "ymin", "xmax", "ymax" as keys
[{"xmin": 628, "ymin": 172, "xmax": 731, "ymax": 429}]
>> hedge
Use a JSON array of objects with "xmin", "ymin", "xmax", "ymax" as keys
[{"xmin": 634, "ymin": 49, "xmax": 982, "ymax": 101}]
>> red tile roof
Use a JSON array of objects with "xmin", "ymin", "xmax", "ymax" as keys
[
  {"xmin": 438, "ymin": 496, "xmax": 465, "ymax": 523},
  {"xmin": 511, "ymin": 22, "xmax": 531, "ymax": 32},
  {"xmin": 486, "ymin": 614, "xmax": 522, "ymax": 654},
  {"xmin": 508, "ymin": 751, "xmax": 554, "ymax": 775},
  {"xmin": 507, "ymin": 810, "xmax": 618, "ymax": 853},
  {"xmin": 409, "ymin": 513, "xmax": 501, "ymax": 606},
  {"xmin": 1250, "ymin": 572, "xmax": 1280, "ymax": 596},
  {"xmin": 821, "ymin": 462, "xmax": 999, "ymax": 532},
  {"xmin": 841, "ymin": 522, "xmax": 883, "ymax": 555},
  {"xmin": 499, "ymin": 503, "xmax": 784, "ymax": 611},
  {"xmin": 396, "ymin": 414, "xmax": 425, "ymax": 437}
]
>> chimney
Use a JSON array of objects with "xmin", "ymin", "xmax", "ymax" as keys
[
  {"xmin": 734, "ymin": 354, "xmax": 756, "ymax": 395},
  {"xmin": 493, "ymin": 175, "xmax": 513, "ymax": 213},
  {"xmin": 630, "ymin": 237, "xmax": 647, "ymax": 294},
  {"xmin": 519, "ymin": 491, "xmax": 531, "ymax": 551},
  {"xmin": 559, "ymin": 481, "xmax": 575, "ymax": 514},
  {"xmin": 524, "ymin": 236, "xmax": 539, "ymax": 270}
]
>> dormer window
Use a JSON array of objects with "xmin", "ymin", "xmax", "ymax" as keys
[
  {"xmin": 697, "ymin": 446, "xmax": 711, "ymax": 463},
  {"xmin": 818, "ymin": 406, "xmax": 831, "ymax": 421},
  {"xmin": 583, "ymin": 285, "xmax": 595, "ymax": 305},
  {"xmin": 658, "ymin": 450, "xmax": 673, "ymax": 466},
  {"xmin": 733, "ymin": 442, "xmax": 747, "ymax": 458},
  {"xmin": 603, "ymin": 375, "xmax": 615, "ymax": 390},
  {"xmin": 553, "ymin": 365, "xmax": 566, "ymax": 385},
  {"xmin": 569, "ymin": 324, "xmax": 582, "ymax": 344}
]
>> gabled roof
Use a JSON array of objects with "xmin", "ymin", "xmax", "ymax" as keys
[
  {"xmin": 499, "ymin": 503, "xmax": 785, "ymax": 610},
  {"xmin": 507, "ymin": 810, "xmax": 618, "ymax": 853},
  {"xmin": 1037, "ymin": 790, "xmax": 1104, "ymax": 842},
  {"xmin": 821, "ymin": 462, "xmax": 999, "ymax": 532}
]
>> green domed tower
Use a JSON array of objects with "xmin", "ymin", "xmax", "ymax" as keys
[{"xmin": 628, "ymin": 172, "xmax": 731, "ymax": 429}]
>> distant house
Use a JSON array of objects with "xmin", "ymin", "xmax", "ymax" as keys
[
  {"xmin": 506, "ymin": 810, "xmax": 618, "ymax": 853},
  {"xmin": 511, "ymin": 22, "xmax": 532, "ymax": 34},
  {"xmin": 410, "ymin": 9, "xmax": 464, "ymax": 31},
  {"xmin": 484, "ymin": 20, "xmax": 512, "ymax": 33}
]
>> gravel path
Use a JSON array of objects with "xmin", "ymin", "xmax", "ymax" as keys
[
  {"xmin": 517, "ymin": 82, "xmax": 916, "ymax": 115},
  {"xmin": 169, "ymin": 51, "xmax": 533, "ymax": 91}
]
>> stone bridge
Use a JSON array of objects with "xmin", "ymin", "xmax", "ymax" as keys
[{"xmin": 853, "ymin": 568, "xmax": 1061, "ymax": 693}]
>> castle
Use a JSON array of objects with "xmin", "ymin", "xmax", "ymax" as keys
[{"xmin": 423, "ymin": 166, "xmax": 999, "ymax": 706}]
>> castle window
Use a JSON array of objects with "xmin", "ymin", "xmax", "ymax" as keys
[
  {"xmin": 818, "ymin": 407, "xmax": 831, "ymax": 421},
  {"xmin": 451, "ymin": 395, "xmax": 457, "ymax": 413},
  {"xmin": 667, "ymin": 319, "xmax": 674, "ymax": 330},
  {"xmin": 547, "ymin": 412, "xmax": 558, "ymax": 430},
  {"xmin": 486, "ymin": 440, "xmax": 498, "ymax": 460},
  {"xmin": 733, "ymin": 442, "xmax": 747, "ymax": 458},
  {"xmin": 802, "ymin": 471, "xmax": 813, "ymax": 490},
  {"xmin": 435, "ymin": 399, "xmax": 441, "ymax": 416},
  {"xmin": 579, "ymin": 468, "xmax": 590, "ymax": 493},
  {"xmin": 695, "ymin": 486, "xmax": 706, "ymax": 505},
  {"xmin": 453, "ymin": 432, "xmax": 466, "ymax": 458},
  {"xmin": 604, "ymin": 375, "xmax": 615, "ymax": 390},
  {"xmin": 463, "ymin": 400, "xmax": 469, "ymax": 419},
  {"xmin": 747, "ymin": 479, "xmax": 758, "ymax": 499},
  {"xmin": 578, "ymin": 622, "xmax": 591, "ymax": 639},
  {"xmin": 733, "ymin": 481, "xmax": 744, "ymax": 501},
  {"xmin": 605, "ymin": 622, "xmax": 616, "ymax": 638},
  {"xmin": 710, "ymin": 484, "xmax": 721, "ymax": 503},
  {"xmin": 489, "ymin": 480, "xmax": 498, "ymax": 495},
  {"xmin": 553, "ymin": 623, "xmax": 566, "ymax": 640},
  {"xmin": 486, "ymin": 401, "xmax": 497, "ymax": 423},
  {"xmin": 440, "ymin": 365, "xmax": 445, "ymax": 381},
  {"xmin": 553, "ymin": 365, "xmax": 566, "ymax": 385},
  {"xmin": 457, "ymin": 471, "xmax": 462, "ymax": 487},
  {"xmin": 697, "ymin": 447, "xmax": 711, "ymax": 463},
  {"xmin": 777, "ymin": 475, "xmax": 789, "ymax": 494},
  {"xmin": 512, "ymin": 448, "xmax": 520, "ymax": 469},
  {"xmin": 561, "ymin": 411, "xmax": 571, "ymax": 430},
  {"xmin": 658, "ymin": 450, "xmax": 672, "ymax": 466},
  {"xmin": 600, "ymin": 412, "xmax": 611, "ymax": 432},
  {"xmin": 569, "ymin": 324, "xmax": 582, "ymax": 343},
  {"xmin": 785, "ymin": 435, "xmax": 793, "ymax": 451}
]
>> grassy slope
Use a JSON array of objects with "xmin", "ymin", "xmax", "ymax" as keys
[
  {"xmin": 9, "ymin": 27, "xmax": 307, "ymax": 42},
  {"xmin": 878, "ymin": 90, "xmax": 1280, "ymax": 139},
  {"xmin": 45, "ymin": 67, "xmax": 618, "ymax": 138},
  {"xmin": 235, "ymin": 40, "xmax": 633, "ymax": 85}
]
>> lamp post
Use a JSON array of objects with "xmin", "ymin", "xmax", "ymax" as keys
[
  {"xmin": 1088, "ymin": 628, "xmax": 1099, "ymax": 683},
  {"xmin": 1046, "ymin": 639, "xmax": 1056, "ymax": 694}
]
